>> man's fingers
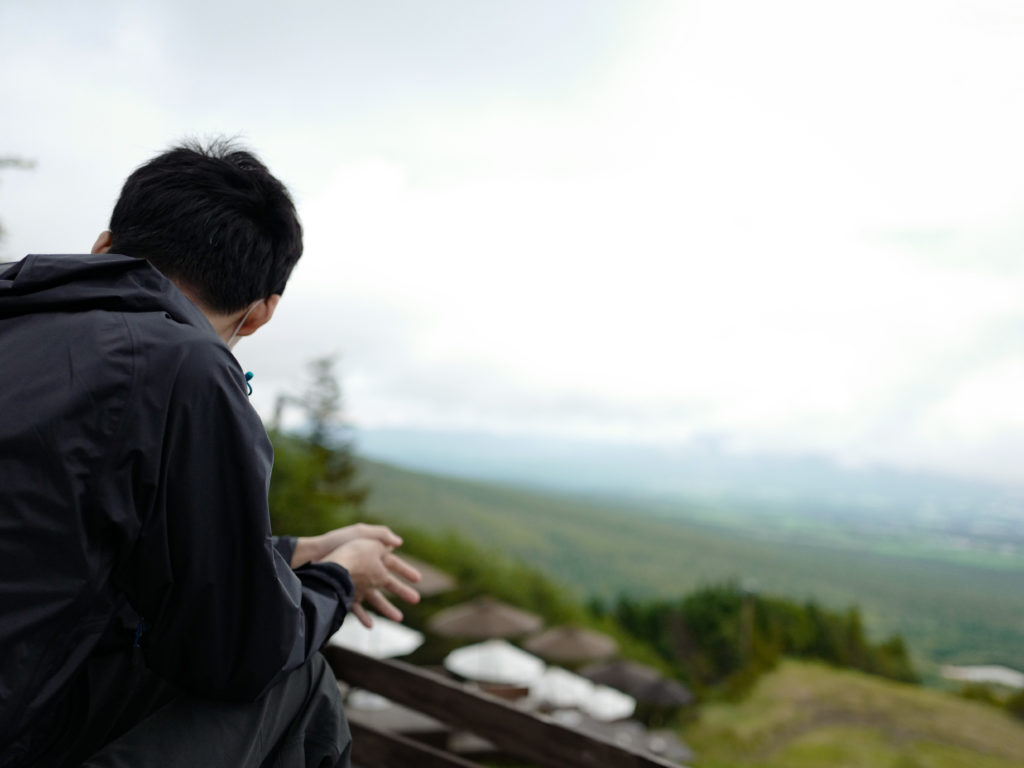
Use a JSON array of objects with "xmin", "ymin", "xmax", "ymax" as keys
[
  {"xmin": 383, "ymin": 574, "xmax": 421, "ymax": 605},
  {"xmin": 383, "ymin": 552, "xmax": 421, "ymax": 583},
  {"xmin": 351, "ymin": 602, "xmax": 373, "ymax": 629},
  {"xmin": 366, "ymin": 589, "xmax": 404, "ymax": 622},
  {"xmin": 361, "ymin": 524, "xmax": 403, "ymax": 547}
]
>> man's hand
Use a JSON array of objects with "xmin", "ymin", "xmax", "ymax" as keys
[
  {"xmin": 324, "ymin": 539, "xmax": 421, "ymax": 628},
  {"xmin": 290, "ymin": 523, "xmax": 403, "ymax": 568}
]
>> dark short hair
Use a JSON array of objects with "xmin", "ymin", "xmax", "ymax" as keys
[{"xmin": 109, "ymin": 138, "xmax": 303, "ymax": 313}]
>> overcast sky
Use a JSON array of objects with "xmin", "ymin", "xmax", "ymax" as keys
[{"xmin": 3, "ymin": 0, "xmax": 1024, "ymax": 485}]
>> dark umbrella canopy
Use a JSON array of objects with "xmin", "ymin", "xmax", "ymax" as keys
[
  {"xmin": 579, "ymin": 660, "xmax": 694, "ymax": 707},
  {"xmin": 427, "ymin": 596, "xmax": 543, "ymax": 639},
  {"xmin": 523, "ymin": 626, "xmax": 618, "ymax": 663}
]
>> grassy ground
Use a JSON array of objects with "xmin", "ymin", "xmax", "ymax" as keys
[{"xmin": 684, "ymin": 660, "xmax": 1024, "ymax": 768}]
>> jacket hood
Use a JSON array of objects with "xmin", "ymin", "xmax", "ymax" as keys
[{"xmin": 0, "ymin": 253, "xmax": 211, "ymax": 332}]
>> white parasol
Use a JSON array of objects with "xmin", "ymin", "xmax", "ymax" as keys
[
  {"xmin": 327, "ymin": 612, "xmax": 425, "ymax": 659},
  {"xmin": 345, "ymin": 689, "xmax": 392, "ymax": 711},
  {"xmin": 443, "ymin": 639, "xmax": 546, "ymax": 685},
  {"xmin": 580, "ymin": 684, "xmax": 636, "ymax": 722},
  {"xmin": 529, "ymin": 666, "xmax": 596, "ymax": 709}
]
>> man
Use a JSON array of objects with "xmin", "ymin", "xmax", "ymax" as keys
[{"xmin": 0, "ymin": 140, "xmax": 420, "ymax": 766}]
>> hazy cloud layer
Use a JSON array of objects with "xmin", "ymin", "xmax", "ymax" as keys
[{"xmin": 2, "ymin": 0, "xmax": 1023, "ymax": 484}]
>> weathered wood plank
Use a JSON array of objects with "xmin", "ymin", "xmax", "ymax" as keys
[
  {"xmin": 325, "ymin": 646, "xmax": 683, "ymax": 768},
  {"xmin": 349, "ymin": 720, "xmax": 483, "ymax": 768}
]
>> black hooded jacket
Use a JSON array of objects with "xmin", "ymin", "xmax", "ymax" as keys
[{"xmin": 0, "ymin": 253, "xmax": 353, "ymax": 757}]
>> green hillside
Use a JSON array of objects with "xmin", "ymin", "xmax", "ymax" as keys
[
  {"xmin": 358, "ymin": 459, "xmax": 1024, "ymax": 673},
  {"xmin": 685, "ymin": 659, "xmax": 1024, "ymax": 768}
]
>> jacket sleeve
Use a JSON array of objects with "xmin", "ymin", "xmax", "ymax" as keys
[
  {"xmin": 117, "ymin": 341, "xmax": 353, "ymax": 701},
  {"xmin": 271, "ymin": 535, "xmax": 298, "ymax": 566}
]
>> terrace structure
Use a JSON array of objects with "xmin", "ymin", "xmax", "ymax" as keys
[{"xmin": 326, "ymin": 646, "xmax": 690, "ymax": 767}]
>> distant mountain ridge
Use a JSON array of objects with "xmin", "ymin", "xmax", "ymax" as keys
[
  {"xmin": 353, "ymin": 428, "xmax": 1024, "ymax": 564},
  {"xmin": 353, "ymin": 427, "xmax": 1024, "ymax": 510}
]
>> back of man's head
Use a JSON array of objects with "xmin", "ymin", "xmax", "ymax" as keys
[{"xmin": 109, "ymin": 138, "xmax": 303, "ymax": 313}]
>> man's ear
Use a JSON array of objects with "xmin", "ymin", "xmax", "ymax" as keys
[
  {"xmin": 91, "ymin": 231, "xmax": 113, "ymax": 254},
  {"xmin": 234, "ymin": 294, "xmax": 281, "ymax": 338}
]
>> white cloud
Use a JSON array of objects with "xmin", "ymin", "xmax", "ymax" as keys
[
  {"xmin": 3, "ymin": 0, "xmax": 1024, "ymax": 483},
  {"xmin": 928, "ymin": 361, "xmax": 1024, "ymax": 437},
  {"xmin": 245, "ymin": 0, "xmax": 1024, "ymax": 485}
]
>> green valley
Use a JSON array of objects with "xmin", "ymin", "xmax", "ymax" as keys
[{"xmin": 358, "ymin": 459, "xmax": 1024, "ymax": 674}]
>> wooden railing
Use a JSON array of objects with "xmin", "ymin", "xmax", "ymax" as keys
[{"xmin": 324, "ymin": 646, "xmax": 686, "ymax": 768}]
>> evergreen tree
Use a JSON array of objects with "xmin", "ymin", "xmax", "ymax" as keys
[
  {"xmin": 267, "ymin": 357, "xmax": 367, "ymax": 536},
  {"xmin": 602, "ymin": 583, "xmax": 918, "ymax": 695}
]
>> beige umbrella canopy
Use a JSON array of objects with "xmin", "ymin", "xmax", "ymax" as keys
[
  {"xmin": 427, "ymin": 596, "xmax": 542, "ymax": 639},
  {"xmin": 523, "ymin": 626, "xmax": 618, "ymax": 663},
  {"xmin": 579, "ymin": 660, "xmax": 694, "ymax": 707},
  {"xmin": 397, "ymin": 555, "xmax": 456, "ymax": 598}
]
